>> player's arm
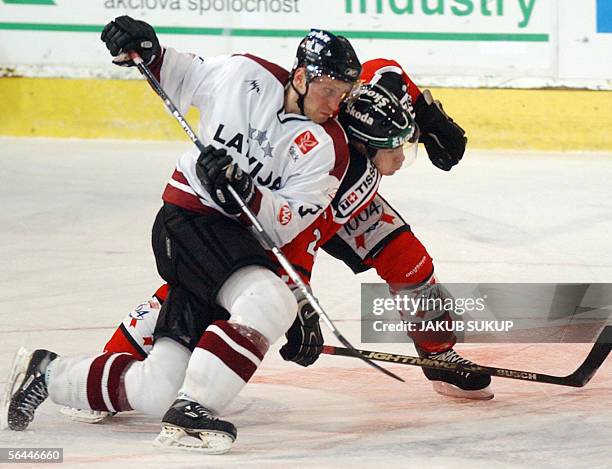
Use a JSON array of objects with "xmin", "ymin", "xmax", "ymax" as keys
[
  {"xmin": 196, "ymin": 131, "xmax": 349, "ymax": 247},
  {"xmin": 101, "ymin": 16, "xmax": 220, "ymax": 117},
  {"xmin": 361, "ymin": 58, "xmax": 467, "ymax": 171},
  {"xmin": 259, "ymin": 125, "xmax": 349, "ymax": 246},
  {"xmin": 329, "ymin": 152, "xmax": 381, "ymax": 226},
  {"xmin": 270, "ymin": 218, "xmax": 328, "ymax": 368}
]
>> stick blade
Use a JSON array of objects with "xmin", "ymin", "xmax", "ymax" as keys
[{"xmin": 565, "ymin": 325, "xmax": 612, "ymax": 387}]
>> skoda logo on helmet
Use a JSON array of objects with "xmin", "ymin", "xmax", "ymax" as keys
[
  {"xmin": 339, "ymin": 82, "xmax": 417, "ymax": 150},
  {"xmin": 363, "ymin": 89, "xmax": 390, "ymax": 108},
  {"xmin": 390, "ymin": 133, "xmax": 414, "ymax": 147},
  {"xmin": 347, "ymin": 102, "xmax": 374, "ymax": 126}
]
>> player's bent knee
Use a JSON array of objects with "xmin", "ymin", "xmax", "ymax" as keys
[
  {"xmin": 217, "ymin": 265, "xmax": 298, "ymax": 344},
  {"xmin": 123, "ymin": 338, "xmax": 190, "ymax": 417}
]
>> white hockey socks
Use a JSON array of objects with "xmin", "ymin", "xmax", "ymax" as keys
[
  {"xmin": 123, "ymin": 338, "xmax": 190, "ymax": 416},
  {"xmin": 179, "ymin": 321, "xmax": 266, "ymax": 414},
  {"xmin": 179, "ymin": 266, "xmax": 297, "ymax": 414},
  {"xmin": 47, "ymin": 339, "xmax": 189, "ymax": 416},
  {"xmin": 47, "ymin": 352, "xmax": 136, "ymax": 413}
]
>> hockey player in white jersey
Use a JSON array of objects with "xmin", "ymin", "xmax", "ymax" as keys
[
  {"xmin": 3, "ymin": 48, "xmax": 490, "ymax": 450},
  {"xmin": 2, "ymin": 17, "xmax": 361, "ymax": 453},
  {"xmin": 94, "ymin": 62, "xmax": 488, "ymax": 405},
  {"xmin": 98, "ymin": 61, "xmax": 487, "ymax": 405},
  {"xmin": 56, "ymin": 75, "xmax": 485, "ymax": 426}
]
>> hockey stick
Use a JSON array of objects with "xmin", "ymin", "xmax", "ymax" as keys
[
  {"xmin": 322, "ymin": 325, "xmax": 611, "ymax": 387},
  {"xmin": 128, "ymin": 52, "xmax": 404, "ymax": 383}
]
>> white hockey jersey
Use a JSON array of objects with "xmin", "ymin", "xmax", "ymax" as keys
[
  {"xmin": 157, "ymin": 48, "xmax": 349, "ymax": 247},
  {"xmin": 274, "ymin": 146, "xmax": 383, "ymax": 283}
]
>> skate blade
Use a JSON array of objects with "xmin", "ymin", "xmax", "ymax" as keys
[
  {"xmin": 60, "ymin": 407, "xmax": 111, "ymax": 424},
  {"xmin": 432, "ymin": 381, "xmax": 495, "ymax": 400},
  {"xmin": 153, "ymin": 425, "xmax": 234, "ymax": 454},
  {"xmin": 1, "ymin": 347, "xmax": 31, "ymax": 430}
]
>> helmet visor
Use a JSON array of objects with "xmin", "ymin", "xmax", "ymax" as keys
[{"xmin": 401, "ymin": 131, "xmax": 420, "ymax": 167}]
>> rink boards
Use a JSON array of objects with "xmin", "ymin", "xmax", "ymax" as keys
[{"xmin": 1, "ymin": 77, "xmax": 612, "ymax": 151}]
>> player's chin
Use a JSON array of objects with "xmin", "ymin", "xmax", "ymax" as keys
[
  {"xmin": 384, "ymin": 163, "xmax": 403, "ymax": 175},
  {"xmin": 390, "ymin": 158, "xmax": 405, "ymax": 174},
  {"xmin": 309, "ymin": 110, "xmax": 332, "ymax": 124}
]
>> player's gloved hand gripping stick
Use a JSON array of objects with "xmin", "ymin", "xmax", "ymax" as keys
[{"xmin": 128, "ymin": 51, "xmax": 404, "ymax": 383}]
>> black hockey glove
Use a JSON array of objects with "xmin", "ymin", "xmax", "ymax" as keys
[
  {"xmin": 195, "ymin": 145, "xmax": 255, "ymax": 216},
  {"xmin": 279, "ymin": 294, "xmax": 324, "ymax": 367},
  {"xmin": 101, "ymin": 16, "xmax": 160, "ymax": 67},
  {"xmin": 414, "ymin": 89, "xmax": 467, "ymax": 172}
]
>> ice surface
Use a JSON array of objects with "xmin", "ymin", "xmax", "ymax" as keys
[{"xmin": 0, "ymin": 138, "xmax": 610, "ymax": 468}]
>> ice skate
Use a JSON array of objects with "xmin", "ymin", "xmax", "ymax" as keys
[
  {"xmin": 2, "ymin": 348, "xmax": 58, "ymax": 430},
  {"xmin": 154, "ymin": 399, "xmax": 237, "ymax": 454},
  {"xmin": 417, "ymin": 346, "xmax": 494, "ymax": 400}
]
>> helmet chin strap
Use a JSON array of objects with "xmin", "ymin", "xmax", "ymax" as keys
[
  {"xmin": 293, "ymin": 81, "xmax": 309, "ymax": 115},
  {"xmin": 290, "ymin": 72, "xmax": 310, "ymax": 116}
]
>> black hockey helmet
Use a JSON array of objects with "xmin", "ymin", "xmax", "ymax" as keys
[
  {"xmin": 339, "ymin": 83, "xmax": 419, "ymax": 151},
  {"xmin": 293, "ymin": 29, "xmax": 361, "ymax": 83}
]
